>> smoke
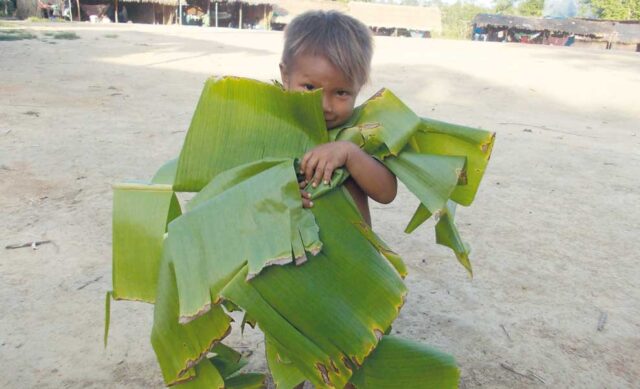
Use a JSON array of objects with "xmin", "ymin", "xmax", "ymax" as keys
[{"xmin": 543, "ymin": 0, "xmax": 578, "ymax": 18}]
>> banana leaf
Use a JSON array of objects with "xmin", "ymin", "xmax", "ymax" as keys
[
  {"xmin": 108, "ymin": 77, "xmax": 494, "ymax": 388},
  {"xmin": 330, "ymin": 89, "xmax": 494, "ymax": 269},
  {"xmin": 111, "ymin": 183, "xmax": 181, "ymax": 303},
  {"xmin": 413, "ymin": 118, "xmax": 495, "ymax": 207},
  {"xmin": 173, "ymin": 77, "xmax": 327, "ymax": 192},
  {"xmin": 208, "ymin": 343, "xmax": 249, "ymax": 378},
  {"xmin": 349, "ymin": 335, "xmax": 459, "ymax": 388},
  {"xmin": 151, "ymin": 238, "xmax": 232, "ymax": 385},
  {"xmin": 224, "ymin": 373, "xmax": 266, "ymax": 389},
  {"xmin": 265, "ymin": 336, "xmax": 306, "ymax": 388},
  {"xmin": 153, "ymin": 165, "xmax": 406, "ymax": 387}
]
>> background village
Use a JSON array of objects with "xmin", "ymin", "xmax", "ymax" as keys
[
  {"xmin": 2, "ymin": 0, "xmax": 639, "ymax": 51},
  {"xmin": 1, "ymin": 0, "xmax": 639, "ymax": 388}
]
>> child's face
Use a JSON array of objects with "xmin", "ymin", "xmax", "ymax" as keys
[{"xmin": 280, "ymin": 54, "xmax": 361, "ymax": 130}]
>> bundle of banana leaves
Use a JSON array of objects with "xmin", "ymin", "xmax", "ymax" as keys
[{"xmin": 105, "ymin": 77, "xmax": 494, "ymax": 388}]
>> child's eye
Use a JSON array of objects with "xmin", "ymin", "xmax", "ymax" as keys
[
  {"xmin": 337, "ymin": 90, "xmax": 351, "ymax": 97},
  {"xmin": 303, "ymin": 84, "xmax": 315, "ymax": 91}
]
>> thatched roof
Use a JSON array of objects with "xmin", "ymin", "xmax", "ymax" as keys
[
  {"xmin": 473, "ymin": 13, "xmax": 640, "ymax": 44},
  {"xmin": 269, "ymin": 0, "xmax": 346, "ymax": 24},
  {"xmin": 259, "ymin": 0, "xmax": 440, "ymax": 32}
]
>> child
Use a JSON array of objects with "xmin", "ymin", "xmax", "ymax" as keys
[{"xmin": 279, "ymin": 10, "xmax": 397, "ymax": 226}]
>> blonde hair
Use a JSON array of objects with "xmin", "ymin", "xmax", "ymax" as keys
[{"xmin": 282, "ymin": 10, "xmax": 373, "ymax": 87}]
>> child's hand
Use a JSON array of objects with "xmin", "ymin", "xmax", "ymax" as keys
[
  {"xmin": 299, "ymin": 179, "xmax": 313, "ymax": 208},
  {"xmin": 299, "ymin": 141, "xmax": 355, "ymax": 189}
]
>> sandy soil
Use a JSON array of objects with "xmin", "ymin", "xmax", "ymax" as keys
[{"xmin": 1, "ymin": 21, "xmax": 639, "ymax": 389}]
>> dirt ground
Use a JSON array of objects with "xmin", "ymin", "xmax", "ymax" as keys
[{"xmin": 1, "ymin": 21, "xmax": 638, "ymax": 388}]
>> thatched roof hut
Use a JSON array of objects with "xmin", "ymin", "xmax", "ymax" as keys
[
  {"xmin": 231, "ymin": 0, "xmax": 441, "ymax": 34},
  {"xmin": 473, "ymin": 13, "xmax": 640, "ymax": 45},
  {"xmin": 118, "ymin": 0, "xmax": 180, "ymax": 24}
]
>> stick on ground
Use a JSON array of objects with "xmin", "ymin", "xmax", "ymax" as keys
[{"xmin": 5, "ymin": 240, "xmax": 52, "ymax": 250}]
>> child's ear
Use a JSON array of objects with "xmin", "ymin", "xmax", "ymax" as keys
[{"xmin": 279, "ymin": 63, "xmax": 288, "ymax": 87}]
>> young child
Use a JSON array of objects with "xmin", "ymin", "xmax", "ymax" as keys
[{"xmin": 279, "ymin": 10, "xmax": 397, "ymax": 226}]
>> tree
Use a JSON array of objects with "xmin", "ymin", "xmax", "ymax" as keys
[
  {"xmin": 586, "ymin": 0, "xmax": 640, "ymax": 19},
  {"xmin": 518, "ymin": 0, "xmax": 544, "ymax": 16},
  {"xmin": 441, "ymin": 1, "xmax": 492, "ymax": 39},
  {"xmin": 494, "ymin": 0, "xmax": 516, "ymax": 13}
]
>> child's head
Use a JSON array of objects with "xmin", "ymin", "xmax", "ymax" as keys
[{"xmin": 280, "ymin": 10, "xmax": 373, "ymax": 129}]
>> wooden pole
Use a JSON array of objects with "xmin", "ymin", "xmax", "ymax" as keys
[
  {"xmin": 75, "ymin": 0, "xmax": 80, "ymax": 21},
  {"xmin": 153, "ymin": 3, "xmax": 156, "ymax": 24},
  {"xmin": 114, "ymin": 0, "xmax": 118, "ymax": 23},
  {"xmin": 262, "ymin": 4, "xmax": 266, "ymax": 29},
  {"xmin": 178, "ymin": 0, "xmax": 182, "ymax": 25},
  {"xmin": 207, "ymin": 0, "xmax": 210, "ymax": 26},
  {"xmin": 238, "ymin": 3, "xmax": 242, "ymax": 29},
  {"xmin": 214, "ymin": 1, "xmax": 218, "ymax": 27}
]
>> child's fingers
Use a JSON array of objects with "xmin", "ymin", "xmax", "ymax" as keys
[
  {"xmin": 299, "ymin": 152, "xmax": 310, "ymax": 173},
  {"xmin": 300, "ymin": 190, "xmax": 313, "ymax": 208},
  {"xmin": 298, "ymin": 179, "xmax": 308, "ymax": 189},
  {"xmin": 304, "ymin": 155, "xmax": 319, "ymax": 183},
  {"xmin": 322, "ymin": 163, "xmax": 334, "ymax": 185},
  {"xmin": 311, "ymin": 161, "xmax": 326, "ymax": 188}
]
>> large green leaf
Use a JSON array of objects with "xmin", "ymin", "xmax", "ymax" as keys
[
  {"xmin": 111, "ymin": 183, "xmax": 181, "ymax": 303},
  {"xmin": 208, "ymin": 343, "xmax": 247, "ymax": 379},
  {"xmin": 151, "ymin": 158, "xmax": 178, "ymax": 185},
  {"xmin": 413, "ymin": 118, "xmax": 494, "ymax": 207},
  {"xmin": 224, "ymin": 373, "xmax": 266, "ymax": 389},
  {"xmin": 265, "ymin": 336, "xmax": 306, "ymax": 389},
  {"xmin": 108, "ymin": 77, "xmax": 494, "ymax": 388},
  {"xmin": 164, "ymin": 158, "xmax": 322, "ymax": 323},
  {"xmin": 174, "ymin": 77, "xmax": 327, "ymax": 192},
  {"xmin": 224, "ymin": 188, "xmax": 406, "ymax": 387},
  {"xmin": 333, "ymin": 89, "xmax": 421, "ymax": 158},
  {"xmin": 151, "ymin": 238, "xmax": 232, "ymax": 386},
  {"xmin": 435, "ymin": 202, "xmax": 472, "ymax": 275},
  {"xmin": 349, "ymin": 335, "xmax": 459, "ymax": 388},
  {"xmin": 176, "ymin": 359, "xmax": 225, "ymax": 389},
  {"xmin": 155, "ymin": 164, "xmax": 406, "ymax": 387},
  {"xmin": 385, "ymin": 152, "xmax": 466, "ymax": 217},
  {"xmin": 106, "ymin": 172, "xmax": 182, "ymax": 346},
  {"xmin": 405, "ymin": 202, "xmax": 472, "ymax": 275}
]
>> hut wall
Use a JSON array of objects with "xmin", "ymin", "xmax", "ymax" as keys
[
  {"xmin": 126, "ymin": 3, "xmax": 155, "ymax": 23},
  {"xmin": 241, "ymin": 4, "xmax": 270, "ymax": 29},
  {"xmin": 124, "ymin": 3, "xmax": 176, "ymax": 24}
]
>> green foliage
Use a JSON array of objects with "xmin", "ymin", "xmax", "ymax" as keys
[
  {"xmin": 587, "ymin": 0, "xmax": 640, "ymax": 19},
  {"xmin": 440, "ymin": 1, "xmax": 491, "ymax": 39},
  {"xmin": 494, "ymin": 0, "xmax": 516, "ymax": 13},
  {"xmin": 517, "ymin": 0, "xmax": 544, "ymax": 16},
  {"xmin": 107, "ymin": 77, "xmax": 494, "ymax": 388}
]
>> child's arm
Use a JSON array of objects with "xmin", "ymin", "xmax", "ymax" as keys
[{"xmin": 299, "ymin": 141, "xmax": 397, "ymax": 204}]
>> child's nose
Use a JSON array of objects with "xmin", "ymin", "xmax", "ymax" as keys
[{"xmin": 322, "ymin": 94, "xmax": 332, "ymax": 114}]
